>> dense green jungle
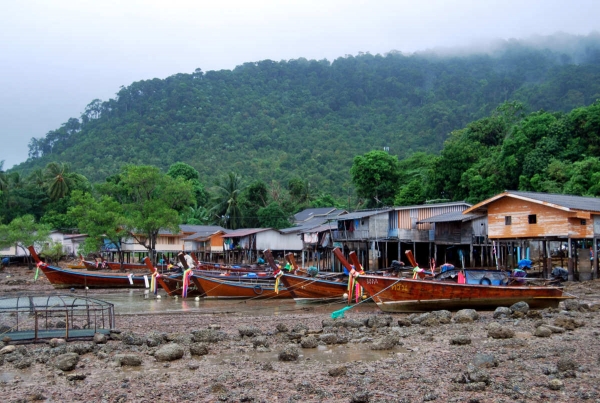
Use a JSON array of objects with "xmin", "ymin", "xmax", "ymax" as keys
[{"xmin": 2, "ymin": 33, "xmax": 600, "ymax": 239}]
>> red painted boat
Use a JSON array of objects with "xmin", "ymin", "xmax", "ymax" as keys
[
  {"xmin": 191, "ymin": 273, "xmax": 292, "ymax": 299},
  {"xmin": 29, "ymin": 246, "xmax": 149, "ymax": 289},
  {"xmin": 279, "ymin": 273, "xmax": 349, "ymax": 302},
  {"xmin": 354, "ymin": 274, "xmax": 571, "ymax": 312},
  {"xmin": 81, "ymin": 257, "xmax": 169, "ymax": 272}
]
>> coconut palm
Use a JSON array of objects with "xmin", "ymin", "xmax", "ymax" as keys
[
  {"xmin": 43, "ymin": 162, "xmax": 86, "ymax": 201},
  {"xmin": 209, "ymin": 172, "xmax": 245, "ymax": 229}
]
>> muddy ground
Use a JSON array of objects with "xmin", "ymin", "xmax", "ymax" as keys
[{"xmin": 1, "ymin": 265, "xmax": 600, "ymax": 403}]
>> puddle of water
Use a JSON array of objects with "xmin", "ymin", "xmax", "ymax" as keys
[
  {"xmin": 204, "ymin": 344, "xmax": 410, "ymax": 365},
  {"xmin": 80, "ymin": 289, "xmax": 380, "ymax": 317}
]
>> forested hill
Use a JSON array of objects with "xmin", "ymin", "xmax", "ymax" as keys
[{"xmin": 20, "ymin": 33, "xmax": 600, "ymax": 196}]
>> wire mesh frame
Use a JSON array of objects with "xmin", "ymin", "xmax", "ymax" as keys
[{"xmin": 0, "ymin": 294, "xmax": 115, "ymax": 342}]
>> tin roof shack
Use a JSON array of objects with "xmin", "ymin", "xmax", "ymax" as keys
[
  {"xmin": 281, "ymin": 208, "xmax": 347, "ymax": 270},
  {"xmin": 417, "ymin": 211, "xmax": 488, "ymax": 268},
  {"xmin": 182, "ymin": 226, "xmax": 228, "ymax": 263},
  {"xmin": 388, "ymin": 202, "xmax": 473, "ymax": 268},
  {"xmin": 464, "ymin": 191, "xmax": 600, "ymax": 281},
  {"xmin": 331, "ymin": 209, "xmax": 392, "ymax": 271},
  {"xmin": 222, "ymin": 228, "xmax": 303, "ymax": 265},
  {"xmin": 115, "ymin": 225, "xmax": 226, "ymax": 264}
]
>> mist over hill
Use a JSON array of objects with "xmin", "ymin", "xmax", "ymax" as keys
[{"xmin": 17, "ymin": 33, "xmax": 600, "ymax": 197}]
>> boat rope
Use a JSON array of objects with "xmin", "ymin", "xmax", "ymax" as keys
[{"xmin": 331, "ymin": 276, "xmax": 404, "ymax": 319}]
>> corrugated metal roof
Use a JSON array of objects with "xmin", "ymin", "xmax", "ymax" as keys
[
  {"xmin": 465, "ymin": 191, "xmax": 600, "ymax": 214},
  {"xmin": 509, "ymin": 191, "xmax": 600, "ymax": 212},
  {"xmin": 299, "ymin": 223, "xmax": 336, "ymax": 234},
  {"xmin": 293, "ymin": 207, "xmax": 337, "ymax": 223},
  {"xmin": 221, "ymin": 228, "xmax": 272, "ymax": 237},
  {"xmin": 335, "ymin": 209, "xmax": 392, "ymax": 220},
  {"xmin": 418, "ymin": 211, "xmax": 484, "ymax": 223},
  {"xmin": 183, "ymin": 230, "xmax": 226, "ymax": 241},
  {"xmin": 392, "ymin": 201, "xmax": 471, "ymax": 211}
]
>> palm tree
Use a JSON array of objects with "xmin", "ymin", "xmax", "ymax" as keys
[
  {"xmin": 43, "ymin": 162, "xmax": 85, "ymax": 201},
  {"xmin": 209, "ymin": 172, "xmax": 245, "ymax": 229}
]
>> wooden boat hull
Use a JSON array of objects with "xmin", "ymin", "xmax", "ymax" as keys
[
  {"xmin": 280, "ymin": 273, "xmax": 349, "ymax": 302},
  {"xmin": 355, "ymin": 274, "xmax": 569, "ymax": 313},
  {"xmin": 38, "ymin": 264, "xmax": 149, "ymax": 289},
  {"xmin": 158, "ymin": 274, "xmax": 204, "ymax": 297},
  {"xmin": 192, "ymin": 274, "xmax": 292, "ymax": 299},
  {"xmin": 82, "ymin": 259, "xmax": 168, "ymax": 271}
]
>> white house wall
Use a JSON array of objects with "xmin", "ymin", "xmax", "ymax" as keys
[{"xmin": 256, "ymin": 230, "xmax": 303, "ymax": 251}]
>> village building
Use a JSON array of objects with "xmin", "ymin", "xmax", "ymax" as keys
[
  {"xmin": 463, "ymin": 191, "xmax": 600, "ymax": 280},
  {"xmin": 280, "ymin": 207, "xmax": 347, "ymax": 270},
  {"xmin": 221, "ymin": 228, "xmax": 303, "ymax": 265}
]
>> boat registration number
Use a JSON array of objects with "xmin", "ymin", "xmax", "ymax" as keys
[
  {"xmin": 391, "ymin": 283, "xmax": 409, "ymax": 292},
  {"xmin": 366, "ymin": 278, "xmax": 378, "ymax": 284}
]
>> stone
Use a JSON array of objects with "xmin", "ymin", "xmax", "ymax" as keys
[
  {"xmin": 67, "ymin": 343, "xmax": 95, "ymax": 355},
  {"xmin": 366, "ymin": 315, "xmax": 393, "ymax": 328},
  {"xmin": 493, "ymin": 307, "xmax": 512, "ymax": 319},
  {"xmin": 93, "ymin": 333, "xmax": 108, "ymax": 344},
  {"xmin": 563, "ymin": 299, "xmax": 581, "ymax": 311},
  {"xmin": 328, "ymin": 365, "xmax": 347, "ymax": 377},
  {"xmin": 48, "ymin": 338, "xmax": 66, "ymax": 348},
  {"xmin": 453, "ymin": 309, "xmax": 479, "ymax": 323},
  {"xmin": 191, "ymin": 329, "xmax": 227, "ymax": 343},
  {"xmin": 430, "ymin": 310, "xmax": 452, "ymax": 324},
  {"xmin": 275, "ymin": 323, "xmax": 288, "ymax": 333},
  {"xmin": 146, "ymin": 333, "xmax": 165, "ymax": 347},
  {"xmin": 238, "ymin": 326, "xmax": 261, "ymax": 337},
  {"xmin": 556, "ymin": 357, "xmax": 577, "ymax": 372},
  {"xmin": 510, "ymin": 301, "xmax": 530, "ymax": 314},
  {"xmin": 548, "ymin": 379, "xmax": 564, "ymax": 390},
  {"xmin": 0, "ymin": 345, "xmax": 16, "ymax": 355},
  {"xmin": 370, "ymin": 334, "xmax": 398, "ymax": 350},
  {"xmin": 114, "ymin": 354, "xmax": 142, "ymax": 366},
  {"xmin": 471, "ymin": 353, "xmax": 498, "ymax": 368},
  {"xmin": 189, "ymin": 343, "xmax": 209, "ymax": 356},
  {"xmin": 54, "ymin": 353, "xmax": 79, "ymax": 371},
  {"xmin": 121, "ymin": 332, "xmax": 144, "ymax": 346},
  {"xmin": 487, "ymin": 326, "xmax": 515, "ymax": 339},
  {"xmin": 534, "ymin": 326, "xmax": 553, "ymax": 338},
  {"xmin": 66, "ymin": 373, "xmax": 86, "ymax": 381},
  {"xmin": 300, "ymin": 335, "xmax": 318, "ymax": 349},
  {"xmin": 154, "ymin": 343, "xmax": 185, "ymax": 362},
  {"xmin": 397, "ymin": 318, "xmax": 411, "ymax": 327},
  {"xmin": 319, "ymin": 333, "xmax": 338, "ymax": 345},
  {"xmin": 278, "ymin": 344, "xmax": 300, "ymax": 361},
  {"xmin": 252, "ymin": 336, "xmax": 269, "ymax": 348},
  {"xmin": 450, "ymin": 335, "xmax": 471, "ymax": 345}
]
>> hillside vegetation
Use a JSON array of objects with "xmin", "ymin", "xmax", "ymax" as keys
[{"xmin": 18, "ymin": 33, "xmax": 600, "ymax": 197}]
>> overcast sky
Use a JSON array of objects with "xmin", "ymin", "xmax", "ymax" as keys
[{"xmin": 1, "ymin": 0, "xmax": 599, "ymax": 170}]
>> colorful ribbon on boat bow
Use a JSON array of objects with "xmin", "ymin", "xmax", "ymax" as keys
[
  {"xmin": 34, "ymin": 261, "xmax": 44, "ymax": 281},
  {"xmin": 347, "ymin": 266, "xmax": 360, "ymax": 304},
  {"xmin": 181, "ymin": 268, "xmax": 193, "ymax": 298},
  {"xmin": 274, "ymin": 270, "xmax": 283, "ymax": 294},
  {"xmin": 150, "ymin": 266, "xmax": 161, "ymax": 295}
]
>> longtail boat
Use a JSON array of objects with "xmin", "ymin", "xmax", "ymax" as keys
[
  {"xmin": 191, "ymin": 273, "xmax": 292, "ymax": 299},
  {"xmin": 265, "ymin": 249, "xmax": 354, "ymax": 303},
  {"xmin": 351, "ymin": 249, "xmax": 571, "ymax": 312},
  {"xmin": 29, "ymin": 246, "xmax": 149, "ymax": 289},
  {"xmin": 81, "ymin": 256, "xmax": 169, "ymax": 272},
  {"xmin": 354, "ymin": 274, "xmax": 571, "ymax": 312}
]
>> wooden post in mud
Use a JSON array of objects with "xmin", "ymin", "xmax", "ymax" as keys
[
  {"xmin": 568, "ymin": 237, "xmax": 574, "ymax": 281},
  {"xmin": 594, "ymin": 238, "xmax": 598, "ymax": 280}
]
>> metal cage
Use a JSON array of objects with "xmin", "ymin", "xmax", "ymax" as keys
[{"xmin": 0, "ymin": 294, "xmax": 115, "ymax": 343}]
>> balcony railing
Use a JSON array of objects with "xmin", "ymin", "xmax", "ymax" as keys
[{"xmin": 332, "ymin": 230, "xmax": 370, "ymax": 241}]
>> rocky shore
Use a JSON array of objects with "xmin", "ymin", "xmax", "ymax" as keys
[{"xmin": 1, "ymin": 266, "xmax": 600, "ymax": 402}]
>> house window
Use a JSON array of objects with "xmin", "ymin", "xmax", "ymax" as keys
[
  {"xmin": 528, "ymin": 214, "xmax": 537, "ymax": 224},
  {"xmin": 505, "ymin": 216, "xmax": 512, "ymax": 225},
  {"xmin": 581, "ymin": 219, "xmax": 587, "ymax": 225}
]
